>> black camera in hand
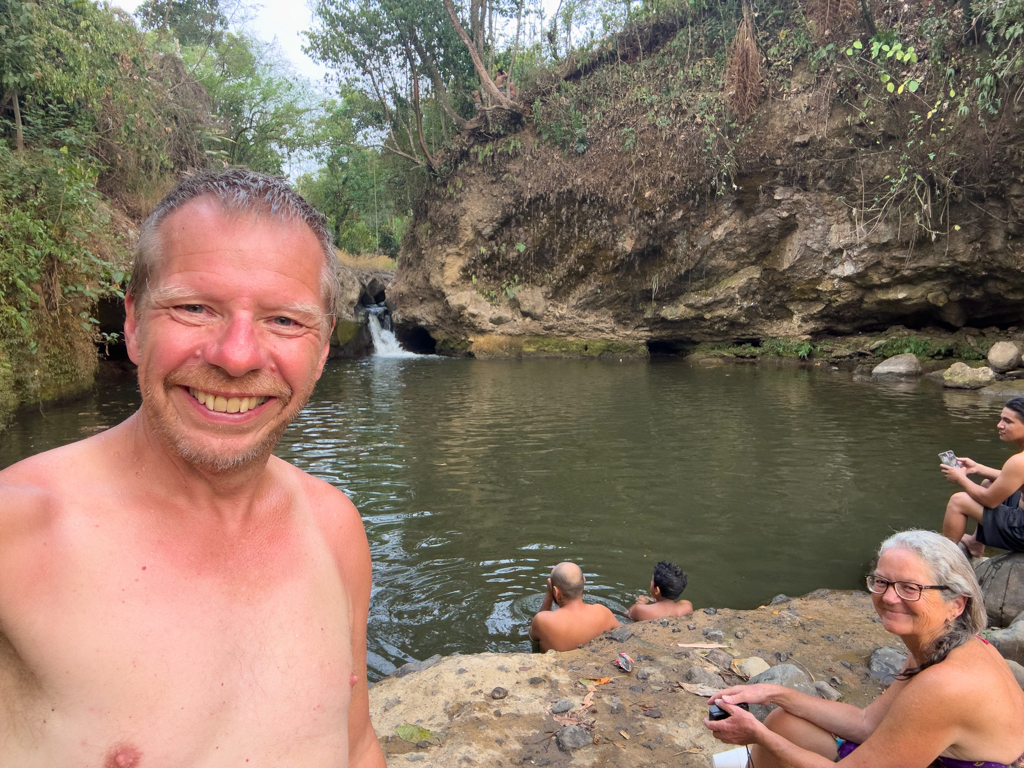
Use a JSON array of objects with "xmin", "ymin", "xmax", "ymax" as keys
[{"xmin": 708, "ymin": 702, "xmax": 750, "ymax": 720}]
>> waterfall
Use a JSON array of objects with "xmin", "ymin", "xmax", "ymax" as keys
[{"xmin": 365, "ymin": 304, "xmax": 417, "ymax": 358}]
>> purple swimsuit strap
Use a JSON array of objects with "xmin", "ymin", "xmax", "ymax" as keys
[{"xmin": 837, "ymin": 741, "xmax": 1023, "ymax": 768}]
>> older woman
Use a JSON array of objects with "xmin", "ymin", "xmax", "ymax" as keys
[{"xmin": 705, "ymin": 530, "xmax": 1024, "ymax": 768}]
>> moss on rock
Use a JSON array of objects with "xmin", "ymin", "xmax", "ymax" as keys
[{"xmin": 469, "ymin": 335, "xmax": 648, "ymax": 359}]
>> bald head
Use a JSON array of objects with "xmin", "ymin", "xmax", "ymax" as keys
[{"xmin": 550, "ymin": 562, "xmax": 585, "ymax": 602}]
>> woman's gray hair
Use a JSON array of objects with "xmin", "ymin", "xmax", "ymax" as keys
[
  {"xmin": 878, "ymin": 529, "xmax": 988, "ymax": 678},
  {"xmin": 127, "ymin": 169, "xmax": 340, "ymax": 327}
]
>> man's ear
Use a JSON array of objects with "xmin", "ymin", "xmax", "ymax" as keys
[{"xmin": 124, "ymin": 293, "xmax": 142, "ymax": 364}]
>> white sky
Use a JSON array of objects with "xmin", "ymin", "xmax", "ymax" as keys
[{"xmin": 109, "ymin": 0, "xmax": 331, "ymax": 83}]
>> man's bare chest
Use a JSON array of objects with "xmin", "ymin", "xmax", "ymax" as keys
[{"xmin": 1, "ymin": 518, "xmax": 355, "ymax": 765}]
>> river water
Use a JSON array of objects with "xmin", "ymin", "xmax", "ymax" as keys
[{"xmin": 0, "ymin": 358, "xmax": 1009, "ymax": 679}]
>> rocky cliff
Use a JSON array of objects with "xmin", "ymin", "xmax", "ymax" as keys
[{"xmin": 389, "ymin": 6, "xmax": 1024, "ymax": 358}]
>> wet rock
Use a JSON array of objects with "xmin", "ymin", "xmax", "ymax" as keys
[
  {"xmin": 703, "ymin": 628, "xmax": 724, "ymax": 642},
  {"xmin": 749, "ymin": 664, "xmax": 813, "ymax": 690},
  {"xmin": 770, "ymin": 594, "xmax": 792, "ymax": 605},
  {"xmin": 607, "ymin": 626, "xmax": 634, "ymax": 643},
  {"xmin": 552, "ymin": 699, "xmax": 573, "ymax": 713},
  {"xmin": 869, "ymin": 647, "xmax": 907, "ymax": 685},
  {"xmin": 813, "ymin": 681, "xmax": 843, "ymax": 701},
  {"xmin": 988, "ymin": 341, "xmax": 1022, "ymax": 373},
  {"xmin": 490, "ymin": 687, "xmax": 508, "ymax": 700},
  {"xmin": 944, "ymin": 362, "xmax": 996, "ymax": 390},
  {"xmin": 872, "ymin": 354, "xmax": 922, "ymax": 377},
  {"xmin": 976, "ymin": 553, "xmax": 1024, "ymax": 628},
  {"xmin": 394, "ymin": 654, "xmax": 443, "ymax": 678},
  {"xmin": 981, "ymin": 380, "xmax": 1024, "ymax": 397},
  {"xmin": 556, "ymin": 725, "xmax": 592, "ymax": 752}
]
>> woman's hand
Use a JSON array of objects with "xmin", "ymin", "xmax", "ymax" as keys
[
  {"xmin": 710, "ymin": 684, "xmax": 780, "ymax": 707},
  {"xmin": 704, "ymin": 699, "xmax": 764, "ymax": 746}
]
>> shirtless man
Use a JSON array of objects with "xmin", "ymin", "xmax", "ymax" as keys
[
  {"xmin": 0, "ymin": 170, "xmax": 386, "ymax": 768},
  {"xmin": 529, "ymin": 562, "xmax": 619, "ymax": 652},
  {"xmin": 626, "ymin": 561, "xmax": 694, "ymax": 622},
  {"xmin": 942, "ymin": 397, "xmax": 1024, "ymax": 556}
]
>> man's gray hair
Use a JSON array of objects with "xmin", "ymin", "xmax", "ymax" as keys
[
  {"xmin": 878, "ymin": 529, "xmax": 987, "ymax": 677},
  {"xmin": 127, "ymin": 169, "xmax": 340, "ymax": 325}
]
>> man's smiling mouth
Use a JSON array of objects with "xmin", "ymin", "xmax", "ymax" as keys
[{"xmin": 188, "ymin": 387, "xmax": 268, "ymax": 413}]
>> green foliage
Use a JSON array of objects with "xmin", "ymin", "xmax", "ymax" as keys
[{"xmin": 135, "ymin": 0, "xmax": 228, "ymax": 46}]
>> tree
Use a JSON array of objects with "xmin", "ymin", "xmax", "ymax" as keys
[{"xmin": 135, "ymin": 0, "xmax": 228, "ymax": 46}]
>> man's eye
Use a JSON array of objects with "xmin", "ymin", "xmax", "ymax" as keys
[
  {"xmin": 272, "ymin": 316, "xmax": 297, "ymax": 327},
  {"xmin": 181, "ymin": 304, "xmax": 205, "ymax": 314}
]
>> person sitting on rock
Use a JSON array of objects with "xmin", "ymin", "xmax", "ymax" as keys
[
  {"xmin": 627, "ymin": 560, "xmax": 693, "ymax": 621},
  {"xmin": 529, "ymin": 562, "xmax": 619, "ymax": 652},
  {"xmin": 705, "ymin": 530, "xmax": 1024, "ymax": 768},
  {"xmin": 941, "ymin": 397, "xmax": 1024, "ymax": 555}
]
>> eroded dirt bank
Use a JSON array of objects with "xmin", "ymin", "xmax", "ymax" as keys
[{"xmin": 370, "ymin": 590, "xmax": 896, "ymax": 767}]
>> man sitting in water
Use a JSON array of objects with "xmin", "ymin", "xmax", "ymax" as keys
[
  {"xmin": 0, "ymin": 170, "xmax": 384, "ymax": 767},
  {"xmin": 627, "ymin": 560, "xmax": 694, "ymax": 621},
  {"xmin": 942, "ymin": 396, "xmax": 1024, "ymax": 555},
  {"xmin": 529, "ymin": 562, "xmax": 620, "ymax": 652}
]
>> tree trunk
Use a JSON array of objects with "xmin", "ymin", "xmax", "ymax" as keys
[
  {"xmin": 443, "ymin": 0, "xmax": 517, "ymax": 111},
  {"xmin": 408, "ymin": 28, "xmax": 469, "ymax": 130},
  {"xmin": 9, "ymin": 88, "xmax": 24, "ymax": 152}
]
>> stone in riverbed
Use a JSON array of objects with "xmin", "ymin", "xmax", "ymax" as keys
[
  {"xmin": 490, "ymin": 687, "xmax": 508, "ymax": 700},
  {"xmin": 555, "ymin": 725, "xmax": 592, "ymax": 751},
  {"xmin": 869, "ymin": 647, "xmax": 907, "ymax": 685},
  {"xmin": 607, "ymin": 626, "xmax": 633, "ymax": 643},
  {"xmin": 813, "ymin": 680, "xmax": 843, "ymax": 701},
  {"xmin": 703, "ymin": 628, "xmax": 724, "ymax": 642},
  {"xmin": 872, "ymin": 354, "xmax": 922, "ymax": 377},
  {"xmin": 944, "ymin": 362, "xmax": 996, "ymax": 389},
  {"xmin": 988, "ymin": 341, "xmax": 1022, "ymax": 373},
  {"xmin": 394, "ymin": 654, "xmax": 443, "ymax": 678},
  {"xmin": 975, "ymin": 553, "xmax": 1024, "ymax": 628},
  {"xmin": 980, "ymin": 380, "xmax": 1024, "ymax": 397}
]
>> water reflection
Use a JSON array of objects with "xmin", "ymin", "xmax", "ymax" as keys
[{"xmin": 0, "ymin": 359, "xmax": 1011, "ymax": 680}]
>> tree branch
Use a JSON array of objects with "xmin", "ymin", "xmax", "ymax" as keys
[{"xmin": 442, "ymin": 0, "xmax": 517, "ymax": 111}]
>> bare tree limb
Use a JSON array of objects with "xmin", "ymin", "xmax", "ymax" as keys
[{"xmin": 442, "ymin": 0, "xmax": 517, "ymax": 111}]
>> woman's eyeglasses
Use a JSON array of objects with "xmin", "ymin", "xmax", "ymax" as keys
[{"xmin": 866, "ymin": 575, "xmax": 952, "ymax": 601}]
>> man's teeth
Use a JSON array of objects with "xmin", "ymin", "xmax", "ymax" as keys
[{"xmin": 188, "ymin": 388, "xmax": 267, "ymax": 413}]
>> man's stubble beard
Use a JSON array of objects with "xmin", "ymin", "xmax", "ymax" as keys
[{"xmin": 140, "ymin": 364, "xmax": 315, "ymax": 474}]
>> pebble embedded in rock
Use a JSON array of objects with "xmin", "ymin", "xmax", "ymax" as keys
[
  {"xmin": 687, "ymin": 623, "xmax": 697, "ymax": 630},
  {"xmin": 406, "ymin": 755, "xmax": 425, "ymax": 762},
  {"xmin": 629, "ymin": 685, "xmax": 643, "ymax": 693},
  {"xmin": 703, "ymin": 628, "xmax": 724, "ymax": 642},
  {"xmin": 672, "ymin": 627, "xmax": 681, "ymax": 633},
  {"xmin": 490, "ymin": 687, "xmax": 508, "ymax": 700},
  {"xmin": 704, "ymin": 607, "xmax": 718, "ymax": 615},
  {"xmin": 644, "ymin": 709, "xmax": 662, "ymax": 718},
  {"xmin": 771, "ymin": 594, "xmax": 792, "ymax": 605},
  {"xmin": 527, "ymin": 676, "xmax": 544, "ymax": 685},
  {"xmin": 555, "ymin": 725, "xmax": 592, "ymax": 752},
  {"xmin": 661, "ymin": 618, "xmax": 670, "ymax": 626},
  {"xmin": 552, "ymin": 699, "xmax": 573, "ymax": 714},
  {"xmin": 734, "ymin": 629, "xmax": 748, "ymax": 639}
]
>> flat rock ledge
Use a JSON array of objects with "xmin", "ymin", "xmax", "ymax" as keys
[{"xmin": 370, "ymin": 591, "xmax": 901, "ymax": 768}]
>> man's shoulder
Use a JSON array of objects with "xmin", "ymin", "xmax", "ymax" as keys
[{"xmin": 271, "ymin": 458, "xmax": 360, "ymax": 524}]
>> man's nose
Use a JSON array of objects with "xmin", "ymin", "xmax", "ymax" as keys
[{"xmin": 204, "ymin": 314, "xmax": 267, "ymax": 377}]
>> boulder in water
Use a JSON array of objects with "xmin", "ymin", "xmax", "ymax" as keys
[
  {"xmin": 988, "ymin": 341, "xmax": 1022, "ymax": 373},
  {"xmin": 975, "ymin": 553, "xmax": 1024, "ymax": 628},
  {"xmin": 872, "ymin": 354, "xmax": 922, "ymax": 377},
  {"xmin": 944, "ymin": 362, "xmax": 996, "ymax": 389}
]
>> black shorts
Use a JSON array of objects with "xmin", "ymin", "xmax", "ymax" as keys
[{"xmin": 977, "ymin": 492, "xmax": 1024, "ymax": 552}]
